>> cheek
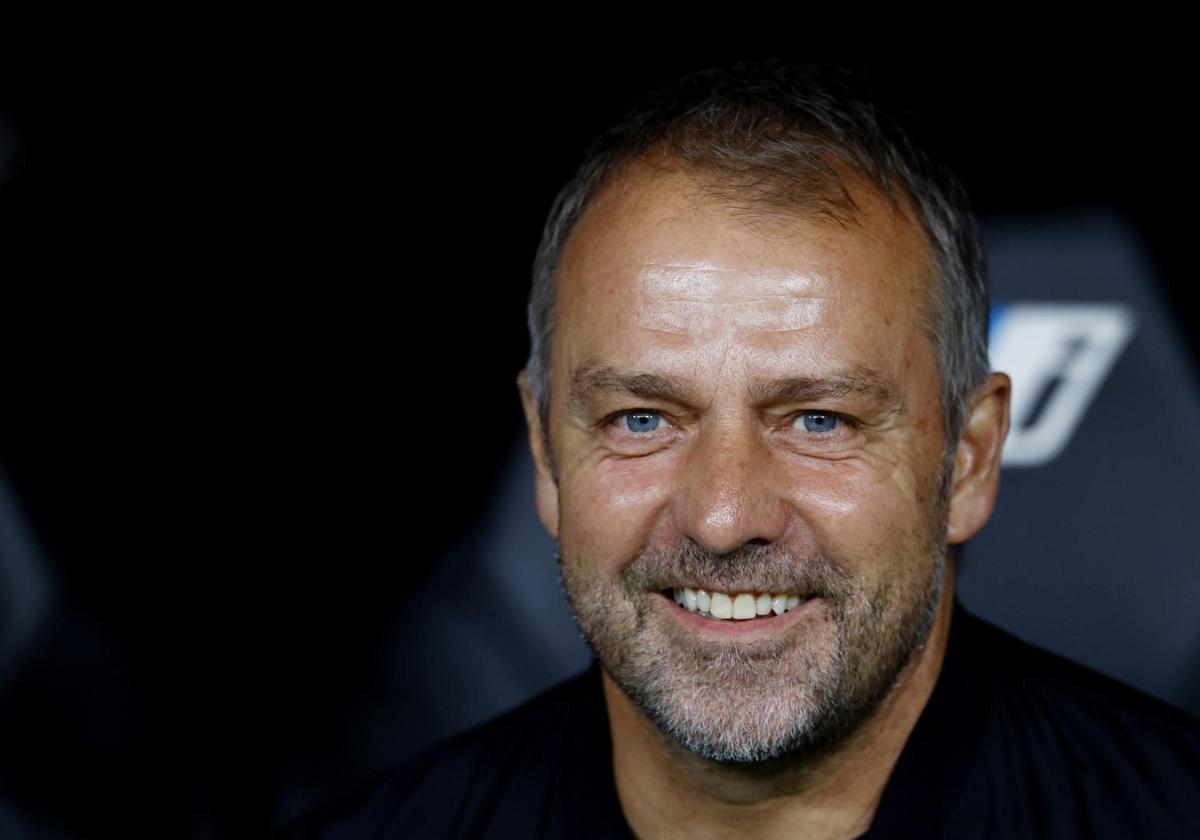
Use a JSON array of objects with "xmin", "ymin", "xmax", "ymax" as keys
[
  {"xmin": 784, "ymin": 459, "xmax": 932, "ymax": 563},
  {"xmin": 559, "ymin": 457, "xmax": 671, "ymax": 571}
]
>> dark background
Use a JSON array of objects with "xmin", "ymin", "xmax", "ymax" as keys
[{"xmin": 0, "ymin": 40, "xmax": 1195, "ymax": 838}]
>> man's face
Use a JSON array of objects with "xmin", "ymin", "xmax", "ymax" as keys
[{"xmin": 525, "ymin": 163, "xmax": 954, "ymax": 764}]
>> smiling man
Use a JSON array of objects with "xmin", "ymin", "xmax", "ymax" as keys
[
  {"xmin": 504, "ymin": 71, "xmax": 1005, "ymax": 834},
  {"xmin": 285, "ymin": 61, "xmax": 1200, "ymax": 839},
  {"xmin": 527, "ymin": 151, "xmax": 975, "ymax": 832}
]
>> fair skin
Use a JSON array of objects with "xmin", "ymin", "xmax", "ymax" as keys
[{"xmin": 516, "ymin": 159, "xmax": 1010, "ymax": 839}]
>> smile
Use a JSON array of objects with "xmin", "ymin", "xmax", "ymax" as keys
[{"xmin": 666, "ymin": 587, "xmax": 808, "ymax": 621}]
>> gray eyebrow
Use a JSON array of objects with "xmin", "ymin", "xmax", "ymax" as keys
[{"xmin": 567, "ymin": 359, "xmax": 905, "ymax": 418}]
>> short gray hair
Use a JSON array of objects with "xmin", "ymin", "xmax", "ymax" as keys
[{"xmin": 525, "ymin": 60, "xmax": 991, "ymax": 499}]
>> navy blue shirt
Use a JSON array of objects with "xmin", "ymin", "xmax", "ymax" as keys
[{"xmin": 284, "ymin": 598, "xmax": 1200, "ymax": 838}]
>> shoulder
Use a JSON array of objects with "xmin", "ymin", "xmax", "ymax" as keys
[
  {"xmin": 957, "ymin": 609, "xmax": 1200, "ymax": 836},
  {"xmin": 969, "ymin": 609, "xmax": 1200, "ymax": 746},
  {"xmin": 276, "ymin": 663, "xmax": 602, "ymax": 839}
]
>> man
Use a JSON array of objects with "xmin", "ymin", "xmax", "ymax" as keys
[{"xmin": 289, "ymin": 60, "xmax": 1200, "ymax": 838}]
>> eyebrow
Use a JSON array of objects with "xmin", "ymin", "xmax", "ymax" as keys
[{"xmin": 567, "ymin": 359, "xmax": 905, "ymax": 418}]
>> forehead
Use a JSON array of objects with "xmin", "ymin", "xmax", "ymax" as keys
[{"xmin": 554, "ymin": 163, "xmax": 937, "ymax": 380}]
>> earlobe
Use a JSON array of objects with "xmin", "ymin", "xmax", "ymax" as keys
[
  {"xmin": 516, "ymin": 369, "xmax": 560, "ymax": 539},
  {"xmin": 945, "ymin": 373, "xmax": 1012, "ymax": 544}
]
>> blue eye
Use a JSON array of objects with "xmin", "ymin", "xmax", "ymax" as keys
[
  {"xmin": 798, "ymin": 412, "xmax": 840, "ymax": 433},
  {"xmin": 621, "ymin": 411, "xmax": 662, "ymax": 433}
]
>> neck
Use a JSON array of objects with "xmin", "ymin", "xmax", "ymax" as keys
[{"xmin": 603, "ymin": 562, "xmax": 957, "ymax": 840}]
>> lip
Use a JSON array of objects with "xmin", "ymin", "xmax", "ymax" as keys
[{"xmin": 654, "ymin": 590, "xmax": 823, "ymax": 640}]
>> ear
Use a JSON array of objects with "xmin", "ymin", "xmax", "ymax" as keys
[
  {"xmin": 516, "ymin": 369, "xmax": 560, "ymax": 539},
  {"xmin": 945, "ymin": 372, "xmax": 1012, "ymax": 544}
]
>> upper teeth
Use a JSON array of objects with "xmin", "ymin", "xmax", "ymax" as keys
[{"xmin": 671, "ymin": 588, "xmax": 804, "ymax": 620}]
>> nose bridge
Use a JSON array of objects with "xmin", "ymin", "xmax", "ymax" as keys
[{"xmin": 675, "ymin": 408, "xmax": 788, "ymax": 555}]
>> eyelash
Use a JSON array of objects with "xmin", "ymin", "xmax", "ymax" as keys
[{"xmin": 604, "ymin": 409, "xmax": 858, "ymax": 436}]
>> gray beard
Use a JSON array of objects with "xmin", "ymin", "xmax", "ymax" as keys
[{"xmin": 555, "ymin": 508, "xmax": 949, "ymax": 768}]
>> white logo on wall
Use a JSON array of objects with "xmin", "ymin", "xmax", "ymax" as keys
[{"xmin": 990, "ymin": 303, "xmax": 1135, "ymax": 467}]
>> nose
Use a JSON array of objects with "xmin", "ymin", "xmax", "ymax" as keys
[{"xmin": 674, "ymin": 418, "xmax": 789, "ymax": 556}]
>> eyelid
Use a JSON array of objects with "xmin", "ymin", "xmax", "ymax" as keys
[
  {"xmin": 788, "ymin": 409, "xmax": 859, "ymax": 429},
  {"xmin": 603, "ymin": 408, "xmax": 858, "ymax": 433},
  {"xmin": 604, "ymin": 408, "xmax": 672, "ymax": 431}
]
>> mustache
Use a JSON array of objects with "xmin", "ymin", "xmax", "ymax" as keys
[{"xmin": 618, "ymin": 539, "xmax": 849, "ymax": 598}]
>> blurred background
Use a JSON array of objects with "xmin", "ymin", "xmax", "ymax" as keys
[{"xmin": 0, "ymin": 38, "xmax": 1196, "ymax": 838}]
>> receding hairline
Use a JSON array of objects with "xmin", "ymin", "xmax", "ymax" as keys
[
  {"xmin": 576, "ymin": 147, "xmax": 888, "ymax": 240},
  {"xmin": 563, "ymin": 144, "xmax": 935, "ymax": 272},
  {"xmin": 551, "ymin": 150, "xmax": 942, "ymax": 341}
]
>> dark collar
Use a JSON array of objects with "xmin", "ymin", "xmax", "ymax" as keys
[{"xmin": 862, "ymin": 595, "xmax": 993, "ymax": 836}]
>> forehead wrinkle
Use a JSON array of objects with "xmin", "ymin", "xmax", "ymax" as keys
[
  {"xmin": 623, "ymin": 266, "xmax": 831, "ymax": 335},
  {"xmin": 566, "ymin": 359, "xmax": 906, "ymax": 419},
  {"xmin": 637, "ymin": 265, "xmax": 824, "ymax": 291}
]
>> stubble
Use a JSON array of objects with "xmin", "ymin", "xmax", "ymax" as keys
[{"xmin": 555, "ymin": 497, "xmax": 949, "ymax": 768}]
